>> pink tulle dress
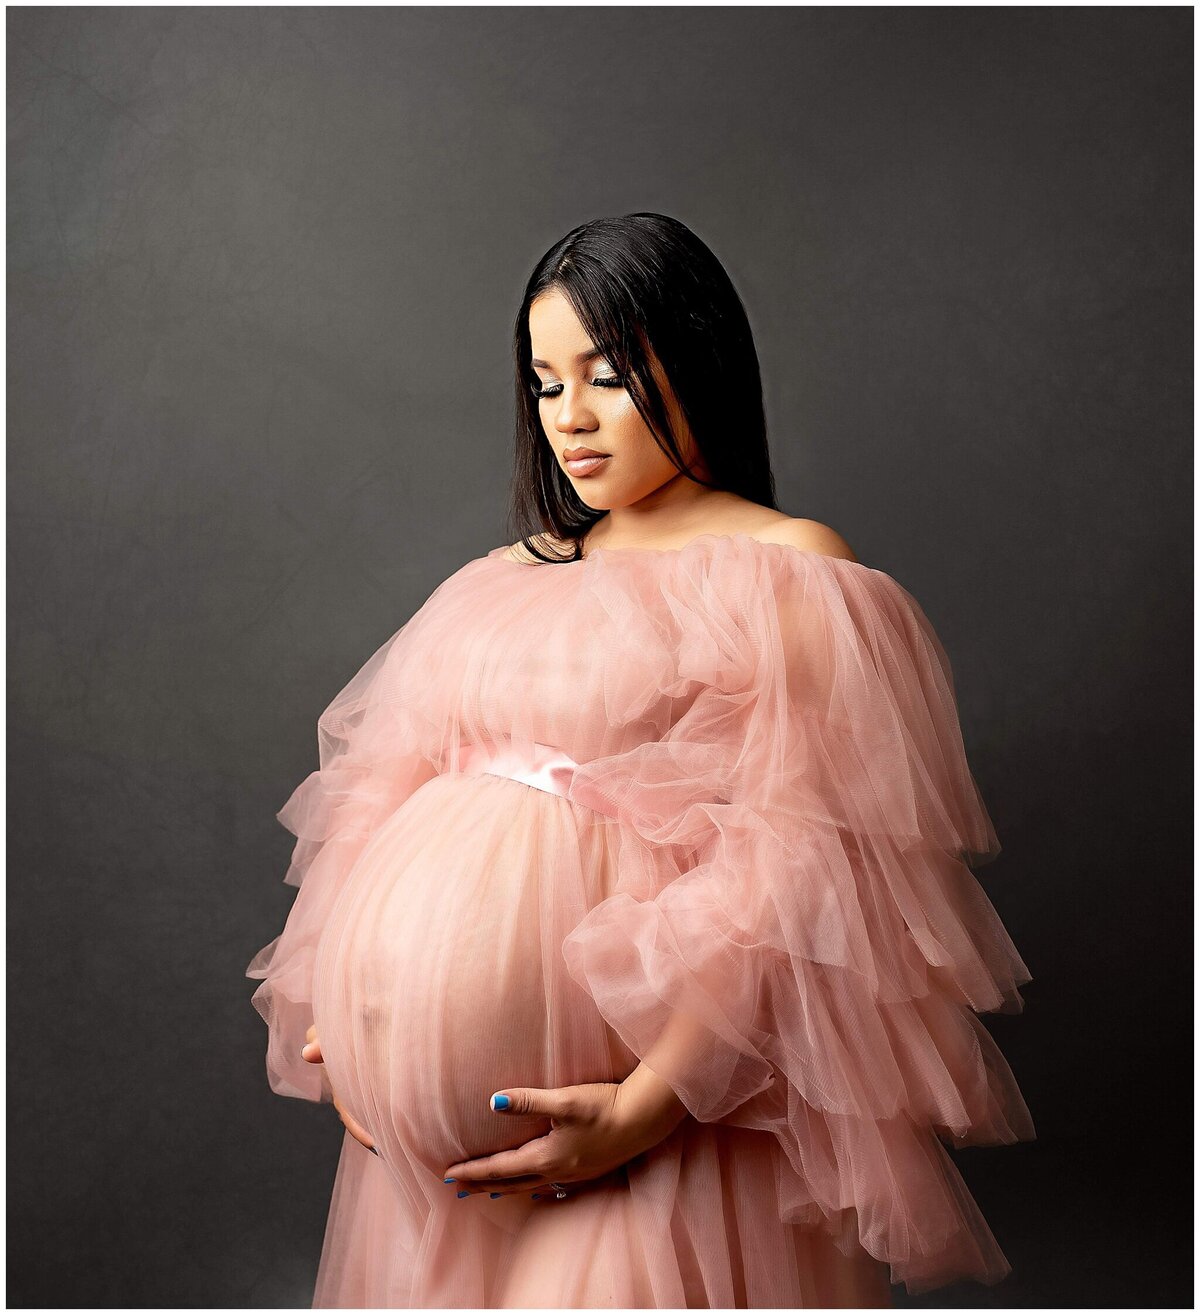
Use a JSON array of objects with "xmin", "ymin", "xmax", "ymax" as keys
[{"xmin": 246, "ymin": 533, "xmax": 1035, "ymax": 1308}]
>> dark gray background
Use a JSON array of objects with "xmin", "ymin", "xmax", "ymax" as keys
[{"xmin": 8, "ymin": 6, "xmax": 1191, "ymax": 1309}]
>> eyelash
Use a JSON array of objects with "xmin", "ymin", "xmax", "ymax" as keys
[{"xmin": 532, "ymin": 376, "xmax": 624, "ymax": 400}]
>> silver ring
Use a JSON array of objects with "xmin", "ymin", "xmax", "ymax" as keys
[{"xmin": 549, "ymin": 1181, "xmax": 568, "ymax": 1199}]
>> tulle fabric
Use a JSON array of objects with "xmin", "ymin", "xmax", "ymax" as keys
[{"xmin": 246, "ymin": 532, "xmax": 1034, "ymax": 1305}]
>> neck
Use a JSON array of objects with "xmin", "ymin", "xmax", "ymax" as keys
[{"xmin": 587, "ymin": 479, "xmax": 742, "ymax": 552}]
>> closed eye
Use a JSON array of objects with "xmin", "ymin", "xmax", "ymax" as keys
[{"xmin": 532, "ymin": 376, "xmax": 624, "ymax": 400}]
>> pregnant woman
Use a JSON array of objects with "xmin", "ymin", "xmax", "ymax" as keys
[{"xmin": 246, "ymin": 212, "xmax": 1035, "ymax": 1308}]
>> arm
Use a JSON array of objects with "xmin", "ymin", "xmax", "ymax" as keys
[{"xmin": 613, "ymin": 1007, "xmax": 708, "ymax": 1151}]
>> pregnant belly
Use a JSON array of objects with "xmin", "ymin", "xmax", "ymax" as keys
[{"xmin": 310, "ymin": 771, "xmax": 629, "ymax": 1180}]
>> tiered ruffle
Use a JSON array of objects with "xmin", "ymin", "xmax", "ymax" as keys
[
  {"xmin": 247, "ymin": 533, "xmax": 1034, "ymax": 1297},
  {"xmin": 559, "ymin": 537, "xmax": 1034, "ymax": 1293}
]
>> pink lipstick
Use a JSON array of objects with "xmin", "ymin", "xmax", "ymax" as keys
[{"xmin": 563, "ymin": 447, "xmax": 611, "ymax": 478}]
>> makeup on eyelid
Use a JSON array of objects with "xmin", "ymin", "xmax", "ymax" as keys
[{"xmin": 532, "ymin": 375, "xmax": 623, "ymax": 399}]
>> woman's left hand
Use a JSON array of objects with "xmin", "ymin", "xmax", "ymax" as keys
[{"xmin": 441, "ymin": 1081, "xmax": 663, "ymax": 1198}]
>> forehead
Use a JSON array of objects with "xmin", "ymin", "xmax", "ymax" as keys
[
  {"xmin": 528, "ymin": 291, "xmax": 595, "ymax": 356},
  {"xmin": 525, "ymin": 290, "xmax": 670, "ymax": 390}
]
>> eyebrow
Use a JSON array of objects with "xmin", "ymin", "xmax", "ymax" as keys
[{"xmin": 529, "ymin": 348, "xmax": 607, "ymax": 369}]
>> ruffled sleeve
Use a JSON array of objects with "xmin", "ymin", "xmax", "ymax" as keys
[
  {"xmin": 561, "ymin": 544, "xmax": 1035, "ymax": 1295},
  {"xmin": 245, "ymin": 612, "xmax": 441, "ymax": 1104}
]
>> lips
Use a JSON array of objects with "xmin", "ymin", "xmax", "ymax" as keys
[
  {"xmin": 564, "ymin": 452, "xmax": 611, "ymax": 478},
  {"xmin": 563, "ymin": 447, "xmax": 608, "ymax": 460}
]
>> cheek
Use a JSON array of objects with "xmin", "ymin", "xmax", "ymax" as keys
[{"xmin": 605, "ymin": 399, "xmax": 684, "ymax": 482}]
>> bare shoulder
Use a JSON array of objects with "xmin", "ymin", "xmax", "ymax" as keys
[
  {"xmin": 497, "ymin": 533, "xmax": 573, "ymax": 563},
  {"xmin": 748, "ymin": 515, "xmax": 859, "ymax": 563}
]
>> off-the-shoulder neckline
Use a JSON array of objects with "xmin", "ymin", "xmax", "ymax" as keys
[{"xmin": 485, "ymin": 531, "xmax": 885, "ymax": 577}]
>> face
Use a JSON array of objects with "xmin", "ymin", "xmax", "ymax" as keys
[{"xmin": 527, "ymin": 289, "xmax": 709, "ymax": 510}]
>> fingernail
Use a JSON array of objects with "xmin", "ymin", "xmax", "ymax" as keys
[
  {"xmin": 531, "ymin": 1193, "xmax": 541, "ymax": 1199},
  {"xmin": 489, "ymin": 1192, "xmax": 501, "ymax": 1198},
  {"xmin": 443, "ymin": 1178, "xmax": 455, "ymax": 1184},
  {"xmin": 490, "ymin": 1093, "xmax": 510, "ymax": 1110},
  {"xmin": 456, "ymin": 1190, "xmax": 469, "ymax": 1198},
  {"xmin": 368, "ymin": 1146, "xmax": 379, "ymax": 1156}
]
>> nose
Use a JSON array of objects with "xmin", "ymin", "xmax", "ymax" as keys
[{"xmin": 551, "ymin": 386, "xmax": 598, "ymax": 436}]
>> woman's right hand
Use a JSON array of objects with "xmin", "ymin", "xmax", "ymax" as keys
[{"xmin": 302, "ymin": 1024, "xmax": 378, "ymax": 1155}]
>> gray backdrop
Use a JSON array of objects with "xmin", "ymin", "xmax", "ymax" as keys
[{"xmin": 8, "ymin": 6, "xmax": 1191, "ymax": 1309}]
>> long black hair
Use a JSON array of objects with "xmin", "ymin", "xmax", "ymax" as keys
[{"xmin": 506, "ymin": 213, "xmax": 778, "ymax": 562}]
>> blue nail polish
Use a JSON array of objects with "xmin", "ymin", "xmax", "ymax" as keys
[
  {"xmin": 457, "ymin": 1190, "xmax": 469, "ymax": 1198},
  {"xmin": 531, "ymin": 1193, "xmax": 541, "ymax": 1199},
  {"xmin": 490, "ymin": 1093, "xmax": 510, "ymax": 1110},
  {"xmin": 443, "ymin": 1178, "xmax": 455, "ymax": 1183},
  {"xmin": 489, "ymin": 1192, "xmax": 501, "ymax": 1198}
]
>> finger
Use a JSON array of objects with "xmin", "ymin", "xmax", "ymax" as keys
[
  {"xmin": 332, "ymin": 1096, "xmax": 376, "ymax": 1153},
  {"xmin": 489, "ymin": 1087, "xmax": 578, "ymax": 1121},
  {"xmin": 444, "ymin": 1146, "xmax": 548, "ymax": 1185},
  {"xmin": 301, "ymin": 1038, "xmax": 323, "ymax": 1064},
  {"xmin": 305, "ymin": 1023, "xmax": 317, "ymax": 1044},
  {"xmin": 453, "ymin": 1176, "xmax": 547, "ymax": 1196}
]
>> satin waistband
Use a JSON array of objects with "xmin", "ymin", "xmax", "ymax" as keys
[{"xmin": 453, "ymin": 738, "xmax": 619, "ymax": 820}]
